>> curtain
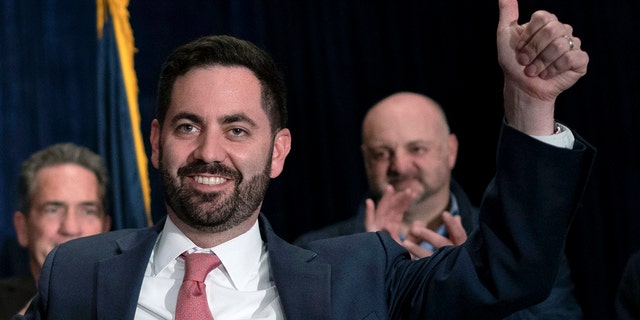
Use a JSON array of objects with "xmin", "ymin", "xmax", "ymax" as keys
[{"xmin": 2, "ymin": 1, "xmax": 638, "ymax": 319}]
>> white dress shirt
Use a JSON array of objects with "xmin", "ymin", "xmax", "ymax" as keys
[
  {"xmin": 531, "ymin": 122, "xmax": 575, "ymax": 148},
  {"xmin": 134, "ymin": 216, "xmax": 284, "ymax": 319}
]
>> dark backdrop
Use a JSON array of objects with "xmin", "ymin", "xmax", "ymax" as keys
[{"xmin": 1, "ymin": 1, "xmax": 639, "ymax": 319}]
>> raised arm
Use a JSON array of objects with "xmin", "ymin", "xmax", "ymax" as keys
[{"xmin": 386, "ymin": 1, "xmax": 594, "ymax": 318}]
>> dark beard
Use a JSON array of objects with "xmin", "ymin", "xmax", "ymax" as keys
[{"xmin": 159, "ymin": 148, "xmax": 271, "ymax": 233}]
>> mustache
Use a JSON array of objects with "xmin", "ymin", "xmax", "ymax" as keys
[
  {"xmin": 177, "ymin": 161, "xmax": 241, "ymax": 181},
  {"xmin": 387, "ymin": 176, "xmax": 412, "ymax": 185}
]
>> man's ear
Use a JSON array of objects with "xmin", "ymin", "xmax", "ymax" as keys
[
  {"xmin": 14, "ymin": 211, "xmax": 29, "ymax": 248},
  {"xmin": 150, "ymin": 119, "xmax": 161, "ymax": 169},
  {"xmin": 270, "ymin": 128, "xmax": 292, "ymax": 178},
  {"xmin": 102, "ymin": 214, "xmax": 112, "ymax": 232},
  {"xmin": 448, "ymin": 133, "xmax": 459, "ymax": 169}
]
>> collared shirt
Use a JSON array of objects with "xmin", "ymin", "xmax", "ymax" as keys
[
  {"xmin": 134, "ymin": 216, "xmax": 284, "ymax": 319},
  {"xmin": 398, "ymin": 193, "xmax": 460, "ymax": 252}
]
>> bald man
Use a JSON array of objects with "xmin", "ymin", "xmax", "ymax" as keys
[{"xmin": 295, "ymin": 91, "xmax": 584, "ymax": 318}]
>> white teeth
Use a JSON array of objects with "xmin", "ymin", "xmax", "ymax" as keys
[{"xmin": 194, "ymin": 176, "xmax": 227, "ymax": 185}]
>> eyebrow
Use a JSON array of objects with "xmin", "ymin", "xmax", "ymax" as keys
[
  {"xmin": 41, "ymin": 201, "xmax": 100, "ymax": 208},
  {"xmin": 41, "ymin": 201, "xmax": 66, "ymax": 207},
  {"xmin": 170, "ymin": 112, "xmax": 258, "ymax": 129},
  {"xmin": 78, "ymin": 201, "xmax": 101, "ymax": 207},
  {"xmin": 171, "ymin": 112, "xmax": 204, "ymax": 126},
  {"xmin": 219, "ymin": 112, "xmax": 257, "ymax": 128}
]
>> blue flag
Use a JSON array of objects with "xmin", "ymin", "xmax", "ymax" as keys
[{"xmin": 96, "ymin": 0, "xmax": 151, "ymax": 229}]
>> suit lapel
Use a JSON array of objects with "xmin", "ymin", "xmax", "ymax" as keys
[
  {"xmin": 259, "ymin": 215, "xmax": 332, "ymax": 320},
  {"xmin": 96, "ymin": 225, "xmax": 161, "ymax": 319},
  {"xmin": 91, "ymin": 216, "xmax": 332, "ymax": 319}
]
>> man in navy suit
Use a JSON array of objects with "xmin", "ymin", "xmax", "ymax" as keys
[{"xmin": 16, "ymin": 0, "xmax": 594, "ymax": 318}]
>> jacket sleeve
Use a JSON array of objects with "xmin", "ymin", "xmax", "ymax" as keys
[{"xmin": 386, "ymin": 122, "xmax": 596, "ymax": 319}]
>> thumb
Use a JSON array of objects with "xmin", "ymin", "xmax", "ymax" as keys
[
  {"xmin": 364, "ymin": 198, "xmax": 377, "ymax": 232},
  {"xmin": 498, "ymin": 0, "xmax": 519, "ymax": 28}
]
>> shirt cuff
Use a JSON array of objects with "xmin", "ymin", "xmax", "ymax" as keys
[{"xmin": 530, "ymin": 122, "xmax": 575, "ymax": 149}]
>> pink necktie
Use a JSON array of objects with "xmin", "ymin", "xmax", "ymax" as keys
[{"xmin": 176, "ymin": 252, "xmax": 221, "ymax": 320}]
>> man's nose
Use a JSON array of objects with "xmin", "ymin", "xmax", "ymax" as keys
[
  {"xmin": 389, "ymin": 150, "xmax": 412, "ymax": 174},
  {"xmin": 192, "ymin": 131, "xmax": 227, "ymax": 163}
]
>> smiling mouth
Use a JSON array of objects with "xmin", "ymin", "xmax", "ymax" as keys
[{"xmin": 194, "ymin": 175, "xmax": 228, "ymax": 186}]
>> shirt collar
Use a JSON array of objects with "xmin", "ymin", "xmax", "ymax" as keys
[{"xmin": 153, "ymin": 215, "xmax": 265, "ymax": 289}]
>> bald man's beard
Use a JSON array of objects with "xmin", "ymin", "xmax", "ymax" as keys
[{"xmin": 158, "ymin": 147, "xmax": 271, "ymax": 233}]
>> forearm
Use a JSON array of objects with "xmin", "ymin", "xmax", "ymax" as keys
[{"xmin": 503, "ymin": 81, "xmax": 557, "ymax": 136}]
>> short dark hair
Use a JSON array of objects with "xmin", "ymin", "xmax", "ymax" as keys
[
  {"xmin": 18, "ymin": 143, "xmax": 110, "ymax": 215},
  {"xmin": 156, "ymin": 35, "xmax": 287, "ymax": 134}
]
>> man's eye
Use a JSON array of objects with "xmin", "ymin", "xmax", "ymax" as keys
[
  {"xmin": 43, "ymin": 206, "xmax": 62, "ymax": 214},
  {"xmin": 372, "ymin": 152, "xmax": 389, "ymax": 161},
  {"xmin": 177, "ymin": 124, "xmax": 196, "ymax": 133},
  {"xmin": 229, "ymin": 128, "xmax": 246, "ymax": 136},
  {"xmin": 81, "ymin": 207, "xmax": 99, "ymax": 216},
  {"xmin": 410, "ymin": 146, "xmax": 427, "ymax": 154}
]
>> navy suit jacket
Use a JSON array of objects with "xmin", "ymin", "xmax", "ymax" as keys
[
  {"xmin": 17, "ymin": 124, "xmax": 595, "ymax": 319},
  {"xmin": 294, "ymin": 181, "xmax": 583, "ymax": 319}
]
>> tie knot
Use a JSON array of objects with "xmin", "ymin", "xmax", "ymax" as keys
[{"xmin": 181, "ymin": 252, "xmax": 221, "ymax": 282}]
